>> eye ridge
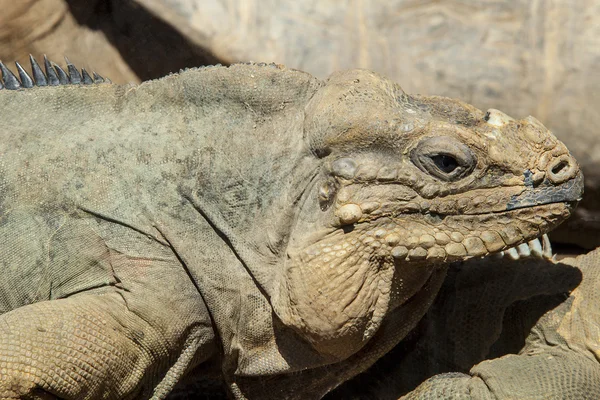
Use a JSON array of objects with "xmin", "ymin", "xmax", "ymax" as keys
[{"xmin": 430, "ymin": 154, "xmax": 459, "ymax": 174}]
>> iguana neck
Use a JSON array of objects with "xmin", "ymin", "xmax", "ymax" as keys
[{"xmin": 152, "ymin": 66, "xmax": 324, "ymax": 293}]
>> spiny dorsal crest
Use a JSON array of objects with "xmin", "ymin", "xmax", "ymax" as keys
[{"xmin": 0, "ymin": 55, "xmax": 110, "ymax": 90}]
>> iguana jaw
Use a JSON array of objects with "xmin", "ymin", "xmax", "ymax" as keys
[
  {"xmin": 272, "ymin": 199, "xmax": 575, "ymax": 361},
  {"xmin": 334, "ymin": 201, "xmax": 574, "ymax": 262},
  {"xmin": 272, "ymin": 165, "xmax": 581, "ymax": 361}
]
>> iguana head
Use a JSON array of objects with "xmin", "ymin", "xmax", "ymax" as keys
[{"xmin": 271, "ymin": 69, "xmax": 583, "ymax": 360}]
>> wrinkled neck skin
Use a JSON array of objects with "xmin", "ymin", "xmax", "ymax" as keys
[
  {"xmin": 163, "ymin": 68, "xmax": 427, "ymax": 362},
  {"xmin": 158, "ymin": 66, "xmax": 325, "ymax": 294},
  {"xmin": 270, "ymin": 181, "xmax": 441, "ymax": 361}
]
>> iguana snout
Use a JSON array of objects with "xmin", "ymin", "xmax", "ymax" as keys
[{"xmin": 272, "ymin": 69, "xmax": 582, "ymax": 361}]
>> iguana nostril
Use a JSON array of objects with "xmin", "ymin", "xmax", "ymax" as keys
[
  {"xmin": 547, "ymin": 155, "xmax": 577, "ymax": 184},
  {"xmin": 551, "ymin": 161, "xmax": 567, "ymax": 175}
]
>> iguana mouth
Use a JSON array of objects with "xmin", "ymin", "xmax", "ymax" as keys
[
  {"xmin": 334, "ymin": 199, "xmax": 577, "ymax": 227},
  {"xmin": 324, "ymin": 201, "xmax": 573, "ymax": 263},
  {"xmin": 449, "ymin": 199, "xmax": 579, "ymax": 216},
  {"xmin": 276, "ymin": 200, "xmax": 570, "ymax": 359}
]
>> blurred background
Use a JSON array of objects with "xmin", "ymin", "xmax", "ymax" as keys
[{"xmin": 1, "ymin": 0, "xmax": 598, "ymax": 397}]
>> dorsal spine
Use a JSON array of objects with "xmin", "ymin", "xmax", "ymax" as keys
[{"xmin": 0, "ymin": 55, "xmax": 109, "ymax": 90}]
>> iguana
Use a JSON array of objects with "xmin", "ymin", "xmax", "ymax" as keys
[{"xmin": 0, "ymin": 58, "xmax": 583, "ymax": 399}]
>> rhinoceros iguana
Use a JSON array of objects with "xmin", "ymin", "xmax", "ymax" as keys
[{"xmin": 0, "ymin": 57, "xmax": 583, "ymax": 399}]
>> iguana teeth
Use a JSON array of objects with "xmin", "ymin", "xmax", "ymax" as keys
[
  {"xmin": 542, "ymin": 233, "xmax": 553, "ymax": 259},
  {"xmin": 377, "ymin": 231, "xmax": 553, "ymax": 263},
  {"xmin": 529, "ymin": 237, "xmax": 543, "ymax": 257},
  {"xmin": 494, "ymin": 234, "xmax": 553, "ymax": 260},
  {"xmin": 15, "ymin": 62, "xmax": 33, "ymax": 88},
  {"xmin": 517, "ymin": 242, "xmax": 531, "ymax": 257},
  {"xmin": 504, "ymin": 247, "xmax": 520, "ymax": 260},
  {"xmin": 0, "ymin": 61, "xmax": 21, "ymax": 90},
  {"xmin": 30, "ymin": 55, "xmax": 47, "ymax": 86}
]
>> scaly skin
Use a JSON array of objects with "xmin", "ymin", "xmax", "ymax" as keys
[{"xmin": 0, "ymin": 60, "xmax": 583, "ymax": 399}]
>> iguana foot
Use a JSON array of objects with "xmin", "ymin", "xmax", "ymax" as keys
[{"xmin": 402, "ymin": 350, "xmax": 600, "ymax": 400}]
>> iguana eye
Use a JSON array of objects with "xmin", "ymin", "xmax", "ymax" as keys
[
  {"xmin": 430, "ymin": 154, "xmax": 458, "ymax": 174},
  {"xmin": 411, "ymin": 136, "xmax": 476, "ymax": 181}
]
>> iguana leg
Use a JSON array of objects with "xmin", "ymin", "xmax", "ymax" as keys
[
  {"xmin": 402, "ymin": 350, "xmax": 600, "ymax": 399},
  {"xmin": 0, "ymin": 291, "xmax": 216, "ymax": 399}
]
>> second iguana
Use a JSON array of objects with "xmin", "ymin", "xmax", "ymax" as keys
[{"xmin": 0, "ymin": 58, "xmax": 583, "ymax": 399}]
